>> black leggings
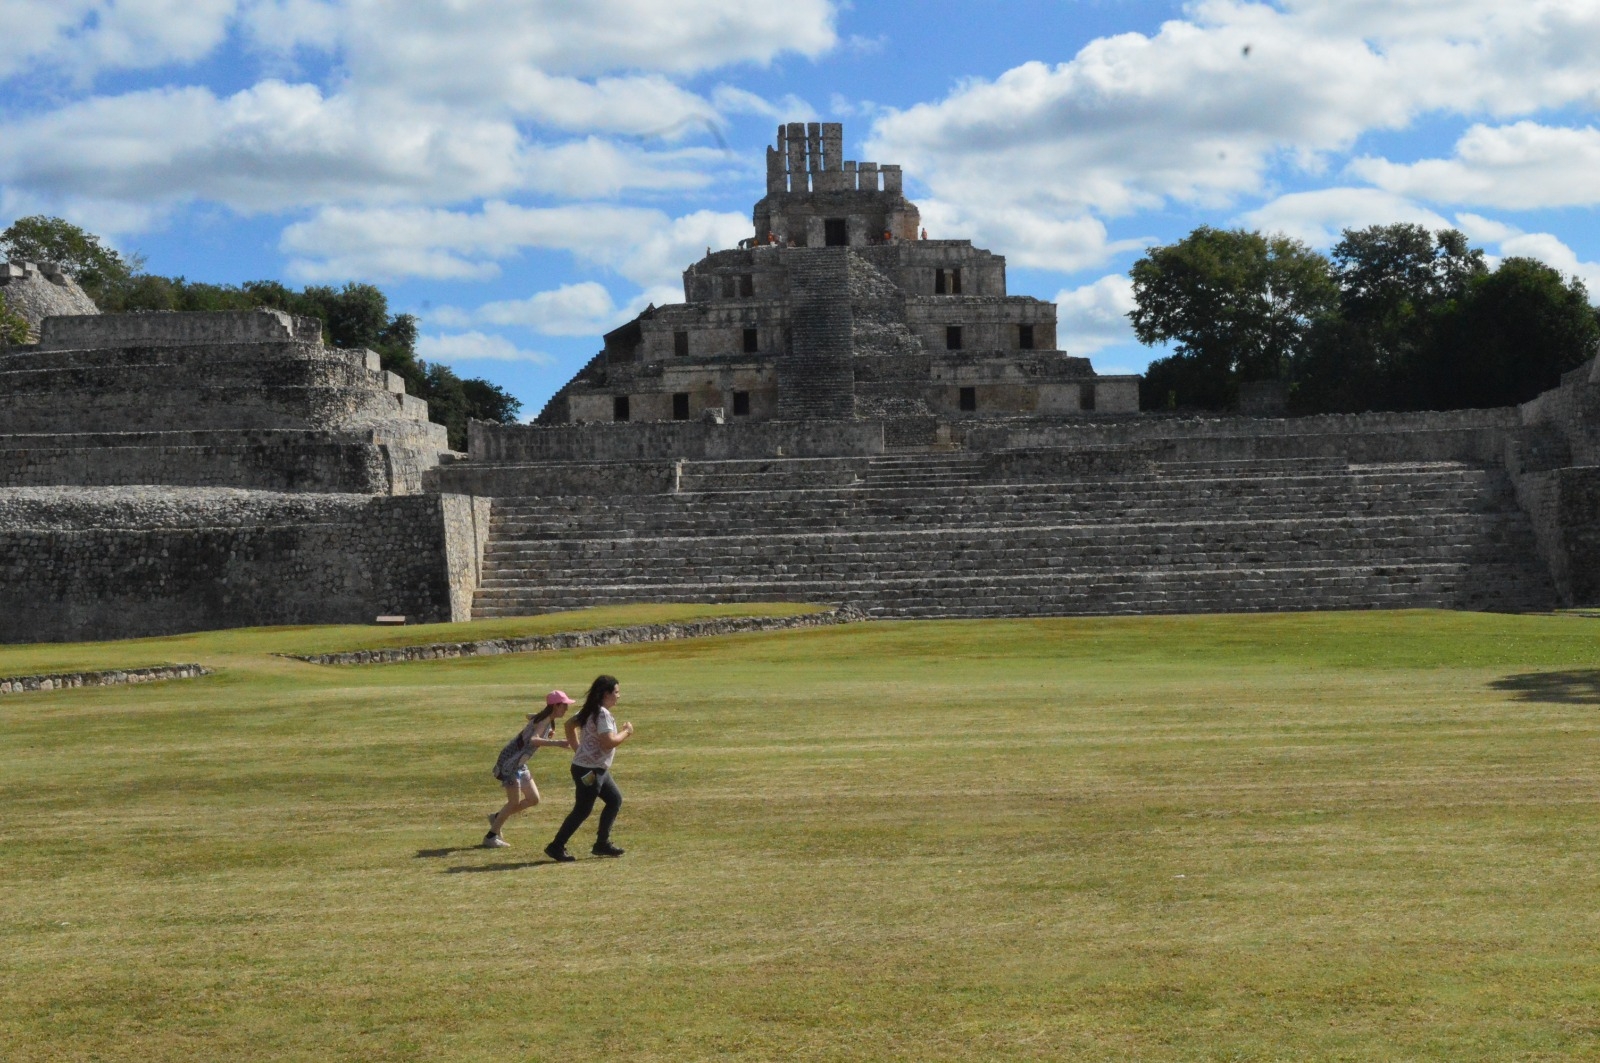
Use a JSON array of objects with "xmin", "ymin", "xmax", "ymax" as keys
[{"xmin": 551, "ymin": 763, "xmax": 623, "ymax": 847}]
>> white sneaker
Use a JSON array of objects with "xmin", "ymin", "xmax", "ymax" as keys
[{"xmin": 483, "ymin": 832, "xmax": 509, "ymax": 849}]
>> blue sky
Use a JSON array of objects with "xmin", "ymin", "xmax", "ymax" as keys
[{"xmin": 6, "ymin": 1, "xmax": 1600, "ymax": 417}]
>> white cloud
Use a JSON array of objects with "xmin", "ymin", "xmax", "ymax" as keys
[
  {"xmin": 863, "ymin": 0, "xmax": 1600, "ymax": 271},
  {"xmin": 1240, "ymin": 188, "xmax": 1452, "ymax": 247},
  {"xmin": 475, "ymin": 282, "xmax": 621, "ymax": 335},
  {"xmin": 417, "ymin": 330, "xmax": 556, "ymax": 365},
  {"xmin": 711, "ymin": 86, "xmax": 819, "ymax": 124},
  {"xmin": 279, "ymin": 201, "xmax": 750, "ymax": 287},
  {"xmin": 0, "ymin": 0, "xmax": 237, "ymax": 79},
  {"xmin": 0, "ymin": 0, "xmax": 840, "ymax": 219},
  {"xmin": 1351, "ymin": 122, "xmax": 1600, "ymax": 210},
  {"xmin": 1054, "ymin": 274, "xmax": 1136, "ymax": 356}
]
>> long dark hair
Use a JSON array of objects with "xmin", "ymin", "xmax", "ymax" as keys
[
  {"xmin": 573, "ymin": 675, "xmax": 618, "ymax": 728},
  {"xmin": 525, "ymin": 704, "xmax": 556, "ymax": 728}
]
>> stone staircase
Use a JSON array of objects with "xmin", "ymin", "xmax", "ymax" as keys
[
  {"xmin": 470, "ymin": 452, "xmax": 1556, "ymax": 619},
  {"xmin": 777, "ymin": 249, "xmax": 857, "ymax": 420}
]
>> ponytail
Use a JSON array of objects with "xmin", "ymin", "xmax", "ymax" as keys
[
  {"xmin": 525, "ymin": 705, "xmax": 556, "ymax": 727},
  {"xmin": 573, "ymin": 674, "xmax": 618, "ymax": 729}
]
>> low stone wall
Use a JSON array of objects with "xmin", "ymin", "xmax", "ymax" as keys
[
  {"xmin": 429, "ymin": 459, "xmax": 679, "ymax": 498},
  {"xmin": 0, "ymin": 488, "xmax": 485, "ymax": 642},
  {"xmin": 284, "ymin": 606, "xmax": 865, "ymax": 665},
  {"xmin": 967, "ymin": 408, "xmax": 1519, "ymax": 464},
  {"xmin": 38, "ymin": 309, "xmax": 321, "ymax": 350},
  {"xmin": 469, "ymin": 419, "xmax": 885, "ymax": 463},
  {"xmin": 0, "ymin": 664, "xmax": 209, "ymax": 695},
  {"xmin": 0, "ymin": 440, "xmax": 395, "ymax": 493}
]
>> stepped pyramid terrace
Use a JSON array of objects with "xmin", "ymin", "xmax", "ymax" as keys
[
  {"xmin": 2, "ymin": 122, "xmax": 1599, "ymax": 642},
  {"xmin": 536, "ymin": 122, "xmax": 1139, "ymax": 435}
]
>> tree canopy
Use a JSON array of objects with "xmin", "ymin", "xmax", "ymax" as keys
[
  {"xmin": 1130, "ymin": 227, "xmax": 1337, "ymax": 411},
  {"xmin": 0, "ymin": 217, "xmax": 522, "ymax": 448},
  {"xmin": 0, "ymin": 215, "xmax": 138, "ymax": 306},
  {"xmin": 1129, "ymin": 223, "xmax": 1599, "ymax": 414}
]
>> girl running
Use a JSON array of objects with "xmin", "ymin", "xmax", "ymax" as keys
[
  {"xmin": 484, "ymin": 690, "xmax": 575, "ymax": 848},
  {"xmin": 544, "ymin": 674, "xmax": 632, "ymax": 862}
]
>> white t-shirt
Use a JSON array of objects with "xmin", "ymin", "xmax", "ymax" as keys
[{"xmin": 572, "ymin": 707, "xmax": 618, "ymax": 770}]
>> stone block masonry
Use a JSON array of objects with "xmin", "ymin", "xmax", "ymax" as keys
[
  {"xmin": 284, "ymin": 607, "xmax": 864, "ymax": 666},
  {"xmin": 0, "ymin": 664, "xmax": 209, "ymax": 696},
  {"xmin": 38, "ymin": 308, "xmax": 322, "ymax": 350},
  {"xmin": 0, "ymin": 260, "xmax": 99, "ymax": 341},
  {"xmin": 0, "ymin": 488, "xmax": 486, "ymax": 643}
]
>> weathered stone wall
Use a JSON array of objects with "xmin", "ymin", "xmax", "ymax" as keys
[
  {"xmin": 0, "ymin": 435, "xmax": 394, "ymax": 492},
  {"xmin": 441, "ymin": 493, "xmax": 492, "ymax": 623},
  {"xmin": 1, "ymin": 664, "xmax": 208, "ymax": 696},
  {"xmin": 1512, "ymin": 356, "xmax": 1600, "ymax": 604},
  {"xmin": 468, "ymin": 419, "xmax": 885, "ymax": 463},
  {"xmin": 0, "ymin": 261, "xmax": 99, "ymax": 341},
  {"xmin": 965, "ymin": 408, "xmax": 1518, "ymax": 462},
  {"xmin": 39, "ymin": 308, "xmax": 321, "ymax": 350},
  {"xmin": 0, "ymin": 488, "xmax": 483, "ymax": 643},
  {"xmin": 285, "ymin": 606, "xmax": 864, "ymax": 666}
]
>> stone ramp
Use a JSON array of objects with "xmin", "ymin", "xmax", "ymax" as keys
[{"xmin": 470, "ymin": 455, "xmax": 1556, "ymax": 619}]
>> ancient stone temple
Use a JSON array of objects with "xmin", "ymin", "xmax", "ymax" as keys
[
  {"xmin": 3, "ymin": 124, "xmax": 1599, "ymax": 643},
  {"xmin": 537, "ymin": 122, "xmax": 1138, "ymax": 436}
]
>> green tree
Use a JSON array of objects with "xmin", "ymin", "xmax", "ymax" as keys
[
  {"xmin": 0, "ymin": 215, "xmax": 138, "ymax": 306},
  {"xmin": 0, "ymin": 292, "xmax": 30, "ymax": 345},
  {"xmin": 1426, "ymin": 258, "xmax": 1599, "ymax": 409},
  {"xmin": 1291, "ymin": 224, "xmax": 1488, "ymax": 413},
  {"xmin": 1129, "ymin": 227, "xmax": 1338, "ymax": 410}
]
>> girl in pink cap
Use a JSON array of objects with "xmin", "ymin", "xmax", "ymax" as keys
[{"xmin": 483, "ymin": 690, "xmax": 576, "ymax": 848}]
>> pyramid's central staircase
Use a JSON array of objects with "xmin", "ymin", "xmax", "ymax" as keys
[{"xmin": 467, "ymin": 450, "xmax": 1555, "ymax": 619}]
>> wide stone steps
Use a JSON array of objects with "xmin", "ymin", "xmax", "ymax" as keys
[
  {"xmin": 478, "ymin": 521, "xmax": 1535, "ymax": 584},
  {"xmin": 468, "ymin": 455, "xmax": 1553, "ymax": 619},
  {"xmin": 486, "ymin": 479, "xmax": 1513, "ymax": 540},
  {"xmin": 472, "ymin": 561, "xmax": 1549, "ymax": 619}
]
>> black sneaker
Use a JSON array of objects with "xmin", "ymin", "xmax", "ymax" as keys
[
  {"xmin": 591, "ymin": 841, "xmax": 625, "ymax": 858},
  {"xmin": 544, "ymin": 842, "xmax": 576, "ymax": 863}
]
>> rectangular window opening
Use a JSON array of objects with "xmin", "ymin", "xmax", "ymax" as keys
[
  {"xmin": 934, "ymin": 268, "xmax": 946, "ymax": 295},
  {"xmin": 732, "ymin": 391, "xmax": 750, "ymax": 416},
  {"xmin": 672, "ymin": 393, "xmax": 690, "ymax": 420},
  {"xmin": 824, "ymin": 218, "xmax": 848, "ymax": 246},
  {"xmin": 613, "ymin": 395, "xmax": 630, "ymax": 421},
  {"xmin": 673, "ymin": 330, "xmax": 689, "ymax": 357},
  {"xmin": 959, "ymin": 386, "xmax": 977, "ymax": 412},
  {"xmin": 1079, "ymin": 383, "xmax": 1097, "ymax": 412},
  {"xmin": 950, "ymin": 268, "xmax": 962, "ymax": 295},
  {"xmin": 946, "ymin": 325, "xmax": 963, "ymax": 351},
  {"xmin": 739, "ymin": 273, "xmax": 754, "ymax": 298},
  {"xmin": 742, "ymin": 327, "xmax": 759, "ymax": 354},
  {"xmin": 1018, "ymin": 324, "xmax": 1035, "ymax": 350}
]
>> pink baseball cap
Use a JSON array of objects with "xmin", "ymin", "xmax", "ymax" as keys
[{"xmin": 545, "ymin": 690, "xmax": 575, "ymax": 707}]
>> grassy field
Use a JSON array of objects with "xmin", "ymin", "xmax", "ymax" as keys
[{"xmin": 4, "ymin": 607, "xmax": 1600, "ymax": 1061}]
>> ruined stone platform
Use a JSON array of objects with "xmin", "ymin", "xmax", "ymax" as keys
[{"xmin": 0, "ymin": 310, "xmax": 451, "ymax": 494}]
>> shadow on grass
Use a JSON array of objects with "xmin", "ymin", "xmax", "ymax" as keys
[
  {"xmin": 1490, "ymin": 669, "xmax": 1600, "ymax": 704},
  {"xmin": 415, "ymin": 847, "xmax": 484, "ymax": 858},
  {"xmin": 445, "ymin": 860, "xmax": 555, "ymax": 873}
]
